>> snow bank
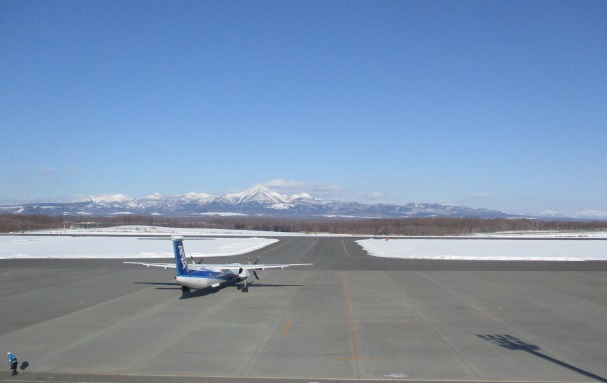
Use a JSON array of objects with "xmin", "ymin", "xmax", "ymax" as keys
[
  {"xmin": 357, "ymin": 238, "xmax": 607, "ymax": 261},
  {"xmin": 0, "ymin": 236, "xmax": 278, "ymax": 259},
  {"xmin": 3, "ymin": 226, "xmax": 606, "ymax": 261}
]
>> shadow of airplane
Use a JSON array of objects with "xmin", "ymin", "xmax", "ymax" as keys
[
  {"xmin": 178, "ymin": 286, "xmax": 225, "ymax": 299},
  {"xmin": 478, "ymin": 334, "xmax": 607, "ymax": 383},
  {"xmin": 134, "ymin": 281, "xmax": 181, "ymax": 287},
  {"xmin": 243, "ymin": 282, "xmax": 304, "ymax": 289},
  {"xmin": 133, "ymin": 280, "xmax": 304, "ymax": 299},
  {"xmin": 179, "ymin": 281, "xmax": 304, "ymax": 298}
]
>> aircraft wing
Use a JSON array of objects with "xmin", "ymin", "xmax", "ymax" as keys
[
  {"xmin": 123, "ymin": 262, "xmax": 215, "ymax": 271},
  {"xmin": 123, "ymin": 261, "xmax": 175, "ymax": 269},
  {"xmin": 218, "ymin": 263, "xmax": 312, "ymax": 272},
  {"xmin": 124, "ymin": 261, "xmax": 312, "ymax": 272}
]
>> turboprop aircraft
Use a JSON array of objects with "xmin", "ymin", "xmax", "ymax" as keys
[{"xmin": 125, "ymin": 236, "xmax": 312, "ymax": 293}]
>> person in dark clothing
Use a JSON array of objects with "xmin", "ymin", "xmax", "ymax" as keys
[{"xmin": 7, "ymin": 352, "xmax": 18, "ymax": 376}]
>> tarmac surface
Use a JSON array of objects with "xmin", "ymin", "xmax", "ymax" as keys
[{"xmin": 1, "ymin": 236, "xmax": 607, "ymax": 383}]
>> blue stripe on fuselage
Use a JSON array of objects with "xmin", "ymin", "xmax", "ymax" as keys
[{"xmin": 187, "ymin": 269, "xmax": 234, "ymax": 281}]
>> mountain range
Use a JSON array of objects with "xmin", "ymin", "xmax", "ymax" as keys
[{"xmin": 0, "ymin": 185, "xmax": 520, "ymax": 219}]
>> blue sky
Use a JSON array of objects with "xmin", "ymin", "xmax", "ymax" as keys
[{"xmin": 1, "ymin": 1, "xmax": 606, "ymax": 216}]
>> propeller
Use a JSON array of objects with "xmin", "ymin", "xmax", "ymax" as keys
[
  {"xmin": 238, "ymin": 257, "xmax": 260, "ymax": 292},
  {"xmin": 247, "ymin": 257, "xmax": 261, "ymax": 280},
  {"xmin": 246, "ymin": 256, "xmax": 260, "ymax": 265},
  {"xmin": 190, "ymin": 256, "xmax": 203, "ymax": 264}
]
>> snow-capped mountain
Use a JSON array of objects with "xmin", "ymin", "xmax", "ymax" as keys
[
  {"xmin": 85, "ymin": 194, "xmax": 134, "ymax": 204},
  {"xmin": 225, "ymin": 185, "xmax": 291, "ymax": 205},
  {"xmin": 0, "ymin": 185, "xmax": 518, "ymax": 218}
]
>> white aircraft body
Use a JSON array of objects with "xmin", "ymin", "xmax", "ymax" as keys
[{"xmin": 126, "ymin": 236, "xmax": 312, "ymax": 293}]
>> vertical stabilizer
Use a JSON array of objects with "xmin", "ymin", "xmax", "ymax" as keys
[{"xmin": 172, "ymin": 236, "xmax": 189, "ymax": 276}]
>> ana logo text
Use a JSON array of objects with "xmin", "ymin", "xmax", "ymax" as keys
[{"xmin": 178, "ymin": 245, "xmax": 187, "ymax": 270}]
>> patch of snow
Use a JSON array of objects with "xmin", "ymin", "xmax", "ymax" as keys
[
  {"xmin": 357, "ymin": 238, "xmax": 607, "ymax": 261},
  {"xmin": 85, "ymin": 194, "xmax": 134, "ymax": 203},
  {"xmin": 474, "ymin": 231, "xmax": 607, "ymax": 238},
  {"xmin": 225, "ymin": 185, "xmax": 287, "ymax": 204},
  {"xmin": 270, "ymin": 203, "xmax": 293, "ymax": 210},
  {"xmin": 0, "ymin": 234, "xmax": 278, "ymax": 259},
  {"xmin": 182, "ymin": 192, "xmax": 217, "ymax": 202},
  {"xmin": 4, "ymin": 226, "xmax": 606, "ymax": 261},
  {"xmin": 288, "ymin": 193, "xmax": 313, "ymax": 202},
  {"xmin": 142, "ymin": 193, "xmax": 165, "ymax": 200}
]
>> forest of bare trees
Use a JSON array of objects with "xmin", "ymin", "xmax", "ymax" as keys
[{"xmin": 2, "ymin": 214, "xmax": 607, "ymax": 236}]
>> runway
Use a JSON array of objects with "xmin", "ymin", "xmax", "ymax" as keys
[{"xmin": 1, "ymin": 237, "xmax": 607, "ymax": 383}]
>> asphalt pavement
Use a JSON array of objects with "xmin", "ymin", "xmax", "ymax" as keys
[{"xmin": 1, "ymin": 237, "xmax": 606, "ymax": 383}]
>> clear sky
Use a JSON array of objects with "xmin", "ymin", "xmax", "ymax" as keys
[{"xmin": 1, "ymin": 0, "xmax": 606, "ymax": 217}]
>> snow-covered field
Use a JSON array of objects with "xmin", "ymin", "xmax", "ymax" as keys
[
  {"xmin": 0, "ymin": 235, "xmax": 277, "ymax": 259},
  {"xmin": 357, "ymin": 238, "xmax": 607, "ymax": 261},
  {"xmin": 0, "ymin": 226, "xmax": 606, "ymax": 261}
]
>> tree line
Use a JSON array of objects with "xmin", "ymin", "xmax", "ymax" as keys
[{"xmin": 1, "ymin": 214, "xmax": 607, "ymax": 236}]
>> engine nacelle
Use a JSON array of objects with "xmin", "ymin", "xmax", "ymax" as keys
[{"xmin": 238, "ymin": 268, "xmax": 249, "ymax": 278}]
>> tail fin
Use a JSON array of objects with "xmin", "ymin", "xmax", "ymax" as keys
[{"xmin": 172, "ymin": 236, "xmax": 189, "ymax": 276}]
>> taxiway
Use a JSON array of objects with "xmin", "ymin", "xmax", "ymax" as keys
[{"xmin": 1, "ymin": 237, "xmax": 606, "ymax": 383}]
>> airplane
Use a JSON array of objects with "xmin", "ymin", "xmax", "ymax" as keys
[{"xmin": 125, "ymin": 236, "xmax": 312, "ymax": 293}]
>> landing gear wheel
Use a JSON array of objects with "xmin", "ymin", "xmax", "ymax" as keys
[{"xmin": 181, "ymin": 286, "xmax": 190, "ymax": 293}]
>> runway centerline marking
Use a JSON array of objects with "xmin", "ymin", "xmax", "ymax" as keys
[
  {"xmin": 281, "ymin": 322, "xmax": 292, "ymax": 336},
  {"xmin": 338, "ymin": 272, "xmax": 375, "ymax": 362}
]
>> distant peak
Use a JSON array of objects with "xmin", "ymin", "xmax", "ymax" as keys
[
  {"xmin": 183, "ymin": 192, "xmax": 215, "ymax": 199},
  {"xmin": 289, "ymin": 193, "xmax": 313, "ymax": 202},
  {"xmin": 225, "ymin": 184, "xmax": 288, "ymax": 204},
  {"xmin": 142, "ymin": 193, "xmax": 165, "ymax": 200},
  {"xmin": 249, "ymin": 184, "xmax": 271, "ymax": 192},
  {"xmin": 86, "ymin": 194, "xmax": 134, "ymax": 203}
]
